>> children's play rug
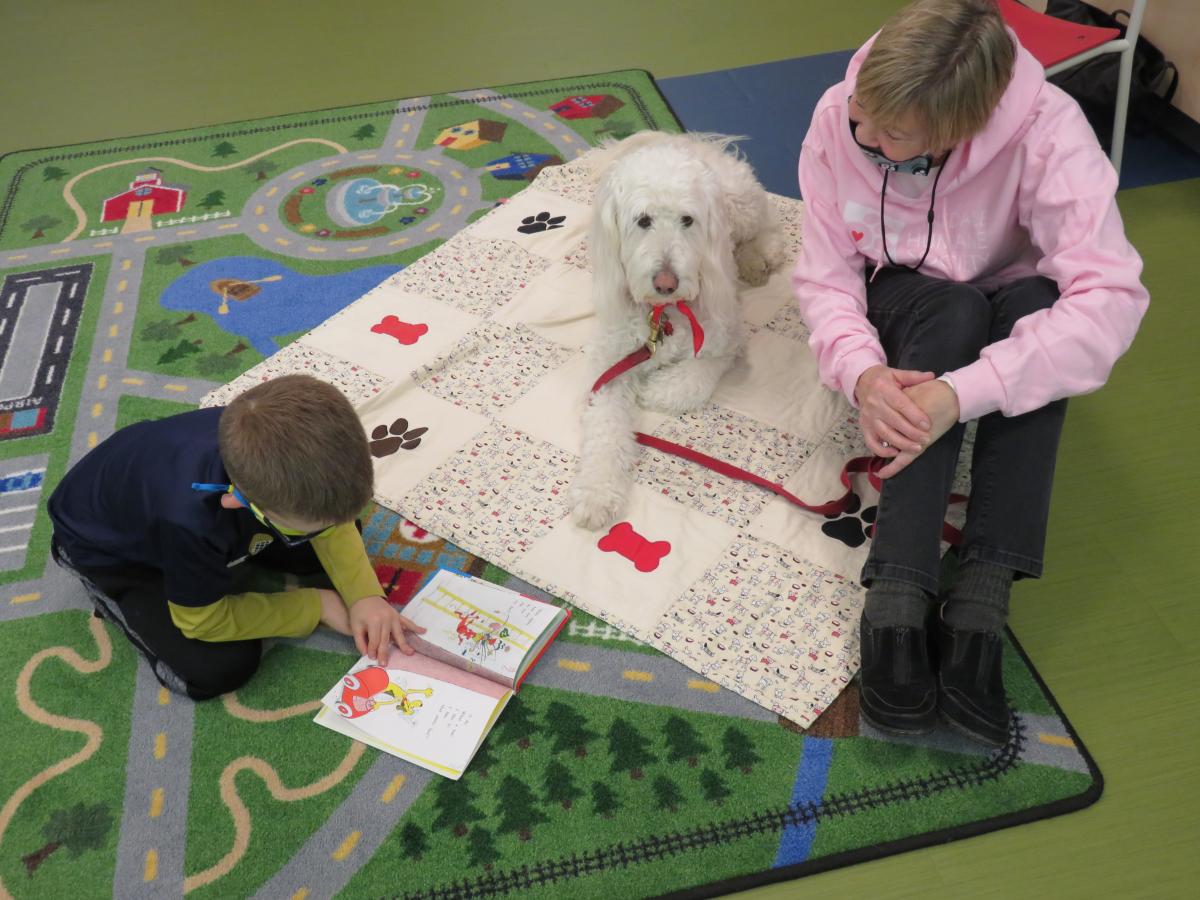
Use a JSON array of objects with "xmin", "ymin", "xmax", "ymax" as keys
[{"xmin": 0, "ymin": 70, "xmax": 1100, "ymax": 899}]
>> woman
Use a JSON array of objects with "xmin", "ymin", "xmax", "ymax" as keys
[{"xmin": 794, "ymin": 0, "xmax": 1148, "ymax": 744}]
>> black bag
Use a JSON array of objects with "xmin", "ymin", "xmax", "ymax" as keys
[{"xmin": 1043, "ymin": 0, "xmax": 1179, "ymax": 147}]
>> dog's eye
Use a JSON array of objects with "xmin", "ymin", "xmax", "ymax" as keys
[
  {"xmin": 681, "ymin": 215, "xmax": 694, "ymax": 228},
  {"xmin": 636, "ymin": 215, "xmax": 652, "ymax": 229}
]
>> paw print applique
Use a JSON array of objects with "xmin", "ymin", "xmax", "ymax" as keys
[
  {"xmin": 821, "ymin": 493, "xmax": 878, "ymax": 548},
  {"xmin": 369, "ymin": 418, "xmax": 429, "ymax": 458},
  {"xmin": 517, "ymin": 211, "xmax": 566, "ymax": 235}
]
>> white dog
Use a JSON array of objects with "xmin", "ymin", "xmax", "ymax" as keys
[{"xmin": 569, "ymin": 132, "xmax": 786, "ymax": 530}]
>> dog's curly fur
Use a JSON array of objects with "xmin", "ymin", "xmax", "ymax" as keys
[{"xmin": 569, "ymin": 132, "xmax": 786, "ymax": 530}]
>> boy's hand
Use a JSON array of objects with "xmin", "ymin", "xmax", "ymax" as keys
[
  {"xmin": 349, "ymin": 595, "xmax": 427, "ymax": 664},
  {"xmin": 317, "ymin": 589, "xmax": 352, "ymax": 636}
]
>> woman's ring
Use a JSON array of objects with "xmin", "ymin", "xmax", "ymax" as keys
[{"xmin": 880, "ymin": 440, "xmax": 890, "ymax": 449}]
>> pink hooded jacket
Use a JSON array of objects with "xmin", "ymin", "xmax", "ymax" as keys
[{"xmin": 793, "ymin": 33, "xmax": 1149, "ymax": 421}]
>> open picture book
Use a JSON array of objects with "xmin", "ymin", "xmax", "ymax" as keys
[{"xmin": 313, "ymin": 569, "xmax": 571, "ymax": 779}]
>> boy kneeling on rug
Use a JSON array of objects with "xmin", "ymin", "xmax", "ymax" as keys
[
  {"xmin": 49, "ymin": 374, "xmax": 423, "ymax": 700},
  {"xmin": 794, "ymin": 0, "xmax": 1148, "ymax": 743}
]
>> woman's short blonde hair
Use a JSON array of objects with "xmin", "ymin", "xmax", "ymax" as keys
[{"xmin": 855, "ymin": 0, "xmax": 1016, "ymax": 151}]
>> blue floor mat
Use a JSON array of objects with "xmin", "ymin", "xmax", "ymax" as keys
[{"xmin": 659, "ymin": 51, "xmax": 1200, "ymax": 197}]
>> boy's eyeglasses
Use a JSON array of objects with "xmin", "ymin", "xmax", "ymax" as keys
[{"xmin": 191, "ymin": 482, "xmax": 335, "ymax": 547}]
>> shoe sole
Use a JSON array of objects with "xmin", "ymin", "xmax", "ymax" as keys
[
  {"xmin": 938, "ymin": 709, "xmax": 1007, "ymax": 747},
  {"xmin": 860, "ymin": 705, "xmax": 937, "ymax": 736}
]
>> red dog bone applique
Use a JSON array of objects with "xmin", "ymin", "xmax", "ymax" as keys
[
  {"xmin": 597, "ymin": 522, "xmax": 671, "ymax": 572},
  {"xmin": 371, "ymin": 315, "xmax": 429, "ymax": 345}
]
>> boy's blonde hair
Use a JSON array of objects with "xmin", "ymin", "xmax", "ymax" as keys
[
  {"xmin": 219, "ymin": 374, "xmax": 373, "ymax": 523},
  {"xmin": 855, "ymin": 0, "xmax": 1015, "ymax": 151}
]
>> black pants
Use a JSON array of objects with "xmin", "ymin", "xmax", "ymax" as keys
[
  {"xmin": 860, "ymin": 268, "xmax": 1068, "ymax": 595},
  {"xmin": 54, "ymin": 538, "xmax": 324, "ymax": 701}
]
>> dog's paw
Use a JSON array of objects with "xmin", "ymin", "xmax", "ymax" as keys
[
  {"xmin": 735, "ymin": 242, "xmax": 774, "ymax": 287},
  {"xmin": 569, "ymin": 483, "xmax": 627, "ymax": 531},
  {"xmin": 637, "ymin": 366, "xmax": 716, "ymax": 416}
]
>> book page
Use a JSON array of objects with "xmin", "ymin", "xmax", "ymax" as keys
[
  {"xmin": 402, "ymin": 570, "xmax": 564, "ymax": 684},
  {"xmin": 317, "ymin": 650, "xmax": 510, "ymax": 779}
]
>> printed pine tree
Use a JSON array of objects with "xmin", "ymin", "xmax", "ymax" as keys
[
  {"xmin": 606, "ymin": 717, "xmax": 657, "ymax": 781},
  {"xmin": 470, "ymin": 739, "xmax": 498, "ymax": 778},
  {"xmin": 140, "ymin": 319, "xmax": 183, "ymax": 342},
  {"xmin": 431, "ymin": 777, "xmax": 486, "ymax": 838},
  {"xmin": 21, "ymin": 802, "xmax": 112, "ymax": 874},
  {"xmin": 494, "ymin": 697, "xmax": 538, "ymax": 750},
  {"xmin": 722, "ymin": 726, "xmax": 763, "ymax": 775},
  {"xmin": 652, "ymin": 775, "xmax": 684, "ymax": 813},
  {"xmin": 699, "ymin": 768, "xmax": 732, "ymax": 806},
  {"xmin": 590, "ymin": 781, "xmax": 620, "ymax": 819},
  {"xmin": 542, "ymin": 760, "xmax": 582, "ymax": 810},
  {"xmin": 664, "ymin": 715, "xmax": 710, "ymax": 768},
  {"xmin": 154, "ymin": 244, "xmax": 197, "ymax": 267},
  {"xmin": 398, "ymin": 822, "xmax": 428, "ymax": 861},
  {"xmin": 352, "ymin": 124, "xmax": 378, "ymax": 141},
  {"xmin": 212, "ymin": 141, "xmax": 238, "ymax": 158},
  {"xmin": 42, "ymin": 166, "xmax": 69, "ymax": 182},
  {"xmin": 198, "ymin": 190, "xmax": 226, "ymax": 209},
  {"xmin": 495, "ymin": 775, "xmax": 548, "ymax": 842},
  {"xmin": 543, "ymin": 701, "xmax": 600, "ymax": 758},
  {"xmin": 466, "ymin": 826, "xmax": 500, "ymax": 871},
  {"xmin": 157, "ymin": 339, "xmax": 203, "ymax": 365}
]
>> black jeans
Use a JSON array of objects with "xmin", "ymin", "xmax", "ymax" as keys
[
  {"xmin": 53, "ymin": 537, "xmax": 325, "ymax": 701},
  {"xmin": 860, "ymin": 268, "xmax": 1068, "ymax": 595}
]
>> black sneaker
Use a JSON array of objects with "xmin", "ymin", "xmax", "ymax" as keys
[
  {"xmin": 936, "ymin": 613, "xmax": 1010, "ymax": 746},
  {"xmin": 858, "ymin": 611, "xmax": 937, "ymax": 735}
]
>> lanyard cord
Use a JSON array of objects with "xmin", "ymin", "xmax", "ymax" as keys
[{"xmin": 879, "ymin": 153, "xmax": 948, "ymax": 272}]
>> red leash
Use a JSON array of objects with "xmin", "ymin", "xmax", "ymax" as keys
[{"xmin": 590, "ymin": 302, "xmax": 965, "ymax": 537}]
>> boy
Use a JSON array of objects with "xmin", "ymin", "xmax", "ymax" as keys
[
  {"xmin": 48, "ymin": 374, "xmax": 424, "ymax": 700},
  {"xmin": 794, "ymin": 0, "xmax": 1147, "ymax": 742}
]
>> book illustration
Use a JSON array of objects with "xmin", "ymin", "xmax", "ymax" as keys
[
  {"xmin": 427, "ymin": 585, "xmax": 536, "ymax": 666},
  {"xmin": 332, "ymin": 665, "xmax": 435, "ymax": 720},
  {"xmin": 454, "ymin": 608, "xmax": 513, "ymax": 662}
]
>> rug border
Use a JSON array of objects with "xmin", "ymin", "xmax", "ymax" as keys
[
  {"xmin": 0, "ymin": 67, "xmax": 677, "ymax": 168},
  {"xmin": 655, "ymin": 626, "xmax": 1105, "ymax": 900}
]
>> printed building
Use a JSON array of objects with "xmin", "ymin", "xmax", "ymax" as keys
[
  {"xmin": 550, "ymin": 95, "xmax": 625, "ymax": 120},
  {"xmin": 435, "ymin": 119, "xmax": 509, "ymax": 151},
  {"xmin": 101, "ymin": 168, "xmax": 187, "ymax": 233}
]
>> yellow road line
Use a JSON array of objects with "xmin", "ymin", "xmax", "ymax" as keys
[
  {"xmin": 306, "ymin": 246, "xmax": 328, "ymax": 253},
  {"xmin": 103, "ymin": 348, "xmax": 112, "ymax": 363},
  {"xmin": 542, "ymin": 122, "xmax": 557, "ymax": 131},
  {"xmin": 393, "ymin": 139, "xmax": 406, "ymax": 150},
  {"xmin": 522, "ymin": 111, "xmax": 536, "ymax": 119},
  {"xmin": 87, "ymin": 432, "xmax": 98, "ymax": 448},
  {"xmin": 500, "ymin": 101, "xmax": 514, "ymax": 109},
  {"xmin": 563, "ymin": 134, "xmax": 575, "ymax": 144},
  {"xmin": 134, "ymin": 235, "xmax": 156, "ymax": 243},
  {"xmin": 108, "ymin": 324, "xmax": 119, "ymax": 337},
  {"xmin": 113, "ymin": 301, "xmax": 124, "ymax": 314},
  {"xmin": 459, "ymin": 186, "xmax": 468, "ymax": 197},
  {"xmin": 122, "ymin": 377, "xmax": 144, "ymax": 386},
  {"xmin": 121, "ymin": 258, "xmax": 132, "ymax": 270},
  {"xmin": 557, "ymin": 659, "xmax": 590, "ymax": 672},
  {"xmin": 94, "ymin": 242, "xmax": 113, "ymax": 249},
  {"xmin": 154, "ymin": 732, "xmax": 167, "ymax": 759},
  {"xmin": 5, "ymin": 253, "xmax": 28, "ymax": 261},
  {"xmin": 623, "ymin": 670, "xmax": 654, "ymax": 683},
  {"xmin": 346, "ymin": 246, "xmax": 368, "ymax": 254},
  {"xmin": 426, "ymin": 158, "xmax": 442, "ymax": 167},
  {"xmin": 395, "ymin": 153, "xmax": 413, "ymax": 160},
  {"xmin": 158, "ymin": 687, "xmax": 170, "ymax": 705},
  {"xmin": 332, "ymin": 830, "xmax": 361, "ymax": 861},
  {"xmin": 91, "ymin": 403, "xmax": 102, "ymax": 418},
  {"xmin": 450, "ymin": 169, "xmax": 462, "ymax": 180},
  {"xmin": 425, "ymin": 222, "xmax": 442, "ymax": 233},
  {"xmin": 357, "ymin": 154, "xmax": 377, "ymax": 160},
  {"xmin": 1039, "ymin": 733, "xmax": 1076, "ymax": 748},
  {"xmin": 289, "ymin": 171, "xmax": 306, "ymax": 180},
  {"xmin": 97, "ymin": 375, "xmax": 107, "ymax": 390},
  {"xmin": 275, "ymin": 237, "xmax": 291, "ymax": 247},
  {"xmin": 218, "ymin": 223, "xmax": 238, "ymax": 230},
  {"xmin": 257, "ymin": 223, "xmax": 270, "ymax": 233},
  {"xmin": 149, "ymin": 787, "xmax": 164, "ymax": 818},
  {"xmin": 177, "ymin": 229, "xmax": 196, "ymax": 236},
  {"xmin": 11, "ymin": 593, "xmax": 41, "ymax": 605},
  {"xmin": 255, "ymin": 205, "xmax": 265, "ymax": 215},
  {"xmin": 321, "ymin": 159, "xmax": 339, "ymax": 168},
  {"xmin": 144, "ymin": 849, "xmax": 158, "ymax": 882},
  {"xmin": 388, "ymin": 238, "xmax": 409, "ymax": 247},
  {"xmin": 291, "ymin": 889, "xmax": 310, "ymax": 900},
  {"xmin": 379, "ymin": 774, "xmax": 407, "ymax": 803},
  {"xmin": 164, "ymin": 384, "xmax": 187, "ymax": 393},
  {"xmin": 451, "ymin": 204, "xmax": 462, "ymax": 215},
  {"xmin": 266, "ymin": 187, "xmax": 279, "ymax": 198},
  {"xmin": 687, "ymin": 679, "xmax": 720, "ymax": 693},
  {"xmin": 50, "ymin": 248, "xmax": 70, "ymax": 255},
  {"xmin": 402, "ymin": 122, "xmax": 411, "ymax": 133},
  {"xmin": 117, "ymin": 279, "xmax": 127, "ymax": 292}
]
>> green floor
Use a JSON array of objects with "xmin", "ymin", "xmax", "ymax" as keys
[{"xmin": 4, "ymin": 1, "xmax": 1196, "ymax": 896}]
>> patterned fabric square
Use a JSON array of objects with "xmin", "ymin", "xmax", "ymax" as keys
[
  {"xmin": 200, "ymin": 343, "xmax": 388, "ymax": 408},
  {"xmin": 638, "ymin": 404, "xmax": 813, "ymax": 529},
  {"xmin": 401, "ymin": 424, "xmax": 575, "ymax": 562},
  {"xmin": 414, "ymin": 320, "xmax": 574, "ymax": 416},
  {"xmin": 661, "ymin": 532, "xmax": 859, "ymax": 724},
  {"xmin": 393, "ymin": 235, "xmax": 550, "ymax": 317}
]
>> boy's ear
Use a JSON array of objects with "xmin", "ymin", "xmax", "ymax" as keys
[{"xmin": 220, "ymin": 493, "xmax": 243, "ymax": 510}]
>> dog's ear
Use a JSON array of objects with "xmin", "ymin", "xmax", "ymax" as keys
[
  {"xmin": 589, "ymin": 176, "xmax": 633, "ymax": 324},
  {"xmin": 694, "ymin": 175, "xmax": 741, "ymax": 334}
]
